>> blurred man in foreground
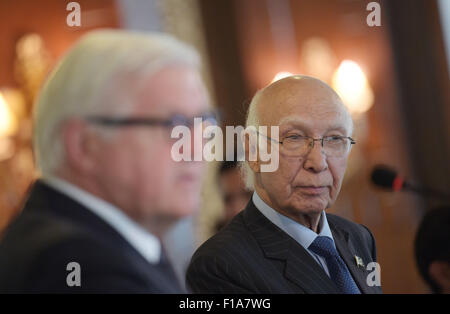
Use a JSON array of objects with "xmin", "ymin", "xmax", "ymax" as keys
[
  {"xmin": 0, "ymin": 30, "xmax": 212, "ymax": 293},
  {"xmin": 415, "ymin": 206, "xmax": 450, "ymax": 294},
  {"xmin": 187, "ymin": 75, "xmax": 382, "ymax": 294}
]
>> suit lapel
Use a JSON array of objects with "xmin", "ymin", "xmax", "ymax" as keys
[
  {"xmin": 28, "ymin": 180, "xmax": 185, "ymax": 292},
  {"xmin": 330, "ymin": 222, "xmax": 373, "ymax": 294},
  {"xmin": 243, "ymin": 201, "xmax": 340, "ymax": 293}
]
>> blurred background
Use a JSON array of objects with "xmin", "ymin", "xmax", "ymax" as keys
[{"xmin": 0, "ymin": 0, "xmax": 449, "ymax": 293}]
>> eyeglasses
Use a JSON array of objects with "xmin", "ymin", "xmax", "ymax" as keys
[
  {"xmin": 258, "ymin": 132, "xmax": 356, "ymax": 157},
  {"xmin": 85, "ymin": 111, "xmax": 218, "ymax": 130},
  {"xmin": 85, "ymin": 112, "xmax": 218, "ymax": 142}
]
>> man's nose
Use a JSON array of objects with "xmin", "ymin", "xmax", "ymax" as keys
[
  {"xmin": 303, "ymin": 140, "xmax": 328, "ymax": 172},
  {"xmin": 190, "ymin": 123, "xmax": 209, "ymax": 160},
  {"xmin": 176, "ymin": 125, "xmax": 204, "ymax": 161}
]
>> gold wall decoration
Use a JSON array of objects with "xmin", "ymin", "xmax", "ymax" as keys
[
  {"xmin": 0, "ymin": 33, "xmax": 51, "ymax": 233},
  {"xmin": 14, "ymin": 33, "xmax": 51, "ymax": 107}
]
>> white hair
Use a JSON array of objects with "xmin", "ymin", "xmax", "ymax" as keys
[
  {"xmin": 240, "ymin": 88, "xmax": 264, "ymax": 190},
  {"xmin": 34, "ymin": 29, "xmax": 201, "ymax": 176}
]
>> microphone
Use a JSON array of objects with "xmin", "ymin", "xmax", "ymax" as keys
[{"xmin": 371, "ymin": 165, "xmax": 450, "ymax": 201}]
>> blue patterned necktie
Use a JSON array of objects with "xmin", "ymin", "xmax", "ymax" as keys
[{"xmin": 309, "ymin": 236, "xmax": 360, "ymax": 294}]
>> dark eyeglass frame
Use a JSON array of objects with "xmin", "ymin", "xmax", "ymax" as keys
[{"xmin": 85, "ymin": 112, "xmax": 219, "ymax": 129}]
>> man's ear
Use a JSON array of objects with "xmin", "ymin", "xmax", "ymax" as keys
[
  {"xmin": 242, "ymin": 131, "xmax": 260, "ymax": 173},
  {"xmin": 62, "ymin": 119, "xmax": 98, "ymax": 174},
  {"xmin": 428, "ymin": 260, "xmax": 450, "ymax": 293}
]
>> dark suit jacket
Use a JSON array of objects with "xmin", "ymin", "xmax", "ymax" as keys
[
  {"xmin": 187, "ymin": 200, "xmax": 382, "ymax": 294},
  {"xmin": 0, "ymin": 180, "xmax": 183, "ymax": 293}
]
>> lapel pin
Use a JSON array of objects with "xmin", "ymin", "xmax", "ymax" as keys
[{"xmin": 354, "ymin": 255, "xmax": 365, "ymax": 268}]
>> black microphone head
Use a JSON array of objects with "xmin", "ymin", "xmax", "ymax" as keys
[{"xmin": 371, "ymin": 165, "xmax": 399, "ymax": 189}]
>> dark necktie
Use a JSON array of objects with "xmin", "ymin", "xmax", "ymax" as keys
[{"xmin": 309, "ymin": 236, "xmax": 360, "ymax": 294}]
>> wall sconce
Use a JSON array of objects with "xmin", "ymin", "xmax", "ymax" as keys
[
  {"xmin": 0, "ymin": 92, "xmax": 18, "ymax": 161},
  {"xmin": 0, "ymin": 92, "xmax": 18, "ymax": 139},
  {"xmin": 300, "ymin": 37, "xmax": 337, "ymax": 83},
  {"xmin": 332, "ymin": 60, "xmax": 374, "ymax": 116},
  {"xmin": 331, "ymin": 60, "xmax": 375, "ymax": 183}
]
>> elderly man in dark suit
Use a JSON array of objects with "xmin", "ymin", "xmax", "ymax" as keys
[
  {"xmin": 187, "ymin": 75, "xmax": 382, "ymax": 294},
  {"xmin": 0, "ymin": 30, "xmax": 213, "ymax": 293}
]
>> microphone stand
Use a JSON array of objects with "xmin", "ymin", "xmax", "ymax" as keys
[{"xmin": 403, "ymin": 182, "xmax": 450, "ymax": 202}]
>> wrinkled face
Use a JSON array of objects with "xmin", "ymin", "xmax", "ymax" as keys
[
  {"xmin": 92, "ymin": 65, "xmax": 210, "ymax": 225},
  {"xmin": 255, "ymin": 77, "xmax": 352, "ymax": 218}
]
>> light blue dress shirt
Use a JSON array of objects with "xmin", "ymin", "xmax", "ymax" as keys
[{"xmin": 252, "ymin": 192, "xmax": 336, "ymax": 277}]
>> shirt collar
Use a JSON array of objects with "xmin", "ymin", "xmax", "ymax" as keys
[
  {"xmin": 42, "ymin": 176, "xmax": 161, "ymax": 264},
  {"xmin": 252, "ymin": 191, "xmax": 335, "ymax": 250}
]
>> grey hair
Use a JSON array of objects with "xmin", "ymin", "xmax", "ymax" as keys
[
  {"xmin": 34, "ymin": 29, "xmax": 201, "ymax": 176},
  {"xmin": 240, "ymin": 88, "xmax": 264, "ymax": 190}
]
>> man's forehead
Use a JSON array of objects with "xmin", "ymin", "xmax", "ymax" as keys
[
  {"xmin": 277, "ymin": 114, "xmax": 352, "ymax": 134},
  {"xmin": 258, "ymin": 92, "xmax": 350, "ymax": 127},
  {"xmin": 257, "ymin": 76, "xmax": 350, "ymax": 129},
  {"xmin": 133, "ymin": 65, "xmax": 209, "ymax": 115}
]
